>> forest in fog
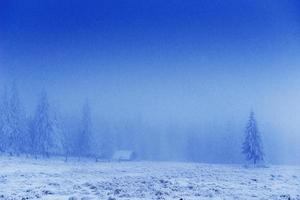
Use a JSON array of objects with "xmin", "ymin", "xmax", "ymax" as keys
[
  {"xmin": 1, "ymin": 0, "xmax": 300, "ymax": 165},
  {"xmin": 0, "ymin": 82, "xmax": 252, "ymax": 163}
]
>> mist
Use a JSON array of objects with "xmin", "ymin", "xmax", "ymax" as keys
[{"xmin": 1, "ymin": 0, "xmax": 300, "ymax": 164}]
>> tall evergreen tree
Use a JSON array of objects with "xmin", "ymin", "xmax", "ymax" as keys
[
  {"xmin": 0, "ymin": 84, "xmax": 26, "ymax": 155},
  {"xmin": 242, "ymin": 111, "xmax": 264, "ymax": 165},
  {"xmin": 62, "ymin": 127, "xmax": 73, "ymax": 161},
  {"xmin": 8, "ymin": 83, "xmax": 27, "ymax": 155},
  {"xmin": 27, "ymin": 117, "xmax": 36, "ymax": 155},
  {"xmin": 32, "ymin": 90, "xmax": 54, "ymax": 158},
  {"xmin": 51, "ymin": 109, "xmax": 64, "ymax": 155},
  {"xmin": 0, "ymin": 86, "xmax": 10, "ymax": 152},
  {"xmin": 77, "ymin": 101, "xmax": 92, "ymax": 159}
]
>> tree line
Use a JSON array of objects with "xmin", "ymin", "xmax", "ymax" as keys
[
  {"xmin": 0, "ymin": 84, "xmax": 92, "ymax": 160},
  {"xmin": 0, "ymin": 83, "xmax": 264, "ymax": 165}
]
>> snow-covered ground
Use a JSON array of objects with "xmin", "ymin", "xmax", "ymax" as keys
[{"xmin": 0, "ymin": 157, "xmax": 299, "ymax": 200}]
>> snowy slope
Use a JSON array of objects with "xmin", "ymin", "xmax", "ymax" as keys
[{"xmin": 0, "ymin": 156, "xmax": 299, "ymax": 200}]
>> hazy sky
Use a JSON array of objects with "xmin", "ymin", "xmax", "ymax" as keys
[{"xmin": 1, "ymin": 0, "xmax": 300, "ymax": 136}]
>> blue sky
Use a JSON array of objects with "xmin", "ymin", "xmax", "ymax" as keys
[
  {"xmin": 1, "ymin": 0, "xmax": 300, "ymax": 130},
  {"xmin": 1, "ymin": 0, "xmax": 299, "ymax": 73}
]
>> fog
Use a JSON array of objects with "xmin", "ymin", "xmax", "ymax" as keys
[
  {"xmin": 1, "ymin": 0, "xmax": 300, "ymax": 164},
  {"xmin": 1, "ymin": 64, "xmax": 300, "ymax": 164}
]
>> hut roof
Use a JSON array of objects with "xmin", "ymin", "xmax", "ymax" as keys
[{"xmin": 112, "ymin": 150, "xmax": 136, "ymax": 161}]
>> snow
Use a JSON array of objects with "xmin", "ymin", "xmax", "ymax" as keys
[{"xmin": 0, "ymin": 156, "xmax": 299, "ymax": 200}]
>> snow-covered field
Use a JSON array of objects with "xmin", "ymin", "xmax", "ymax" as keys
[{"xmin": 0, "ymin": 157, "xmax": 299, "ymax": 200}]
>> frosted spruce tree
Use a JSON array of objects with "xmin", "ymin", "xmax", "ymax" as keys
[
  {"xmin": 77, "ymin": 101, "xmax": 92, "ymax": 160},
  {"xmin": 32, "ymin": 90, "xmax": 54, "ymax": 158},
  {"xmin": 50, "ymin": 109, "xmax": 64, "ymax": 155},
  {"xmin": 0, "ymin": 84, "xmax": 27, "ymax": 155},
  {"xmin": 242, "ymin": 111, "xmax": 264, "ymax": 165},
  {"xmin": 0, "ymin": 86, "xmax": 10, "ymax": 152},
  {"xmin": 8, "ymin": 83, "xmax": 27, "ymax": 155}
]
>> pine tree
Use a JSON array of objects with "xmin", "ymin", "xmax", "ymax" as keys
[
  {"xmin": 242, "ymin": 111, "xmax": 264, "ymax": 165},
  {"xmin": 27, "ymin": 117, "xmax": 36, "ymax": 156},
  {"xmin": 32, "ymin": 90, "xmax": 54, "ymax": 158},
  {"xmin": 77, "ymin": 101, "xmax": 92, "ymax": 159},
  {"xmin": 0, "ymin": 86, "xmax": 10, "ymax": 152},
  {"xmin": 0, "ymin": 84, "xmax": 26, "ymax": 155},
  {"xmin": 62, "ymin": 127, "xmax": 73, "ymax": 162},
  {"xmin": 8, "ymin": 83, "xmax": 27, "ymax": 155},
  {"xmin": 51, "ymin": 109, "xmax": 64, "ymax": 155}
]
